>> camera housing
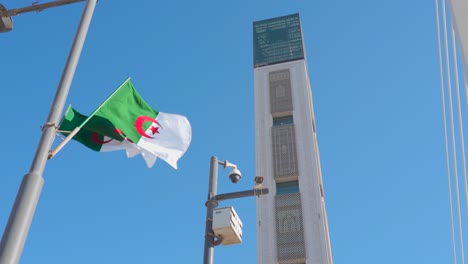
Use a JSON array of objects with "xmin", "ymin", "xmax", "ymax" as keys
[
  {"xmin": 229, "ymin": 168, "xmax": 242, "ymax": 183},
  {"xmin": 254, "ymin": 176, "xmax": 264, "ymax": 184}
]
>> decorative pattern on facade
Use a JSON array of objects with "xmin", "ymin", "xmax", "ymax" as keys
[
  {"xmin": 272, "ymin": 124, "xmax": 298, "ymax": 179},
  {"xmin": 275, "ymin": 193, "xmax": 306, "ymax": 263},
  {"xmin": 269, "ymin": 69, "xmax": 293, "ymax": 114}
]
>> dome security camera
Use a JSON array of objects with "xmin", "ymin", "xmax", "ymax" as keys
[{"xmin": 229, "ymin": 168, "xmax": 242, "ymax": 183}]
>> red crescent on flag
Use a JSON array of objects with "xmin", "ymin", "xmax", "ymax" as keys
[
  {"xmin": 91, "ymin": 132, "xmax": 113, "ymax": 145},
  {"xmin": 135, "ymin": 116, "xmax": 161, "ymax": 139}
]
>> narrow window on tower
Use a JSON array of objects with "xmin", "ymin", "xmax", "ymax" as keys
[
  {"xmin": 273, "ymin": 115, "xmax": 293, "ymax": 126},
  {"xmin": 276, "ymin": 180, "xmax": 299, "ymax": 195}
]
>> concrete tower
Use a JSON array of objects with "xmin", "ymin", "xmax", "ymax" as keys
[{"xmin": 253, "ymin": 14, "xmax": 333, "ymax": 264}]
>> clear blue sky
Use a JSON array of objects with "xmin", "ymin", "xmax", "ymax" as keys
[{"xmin": 0, "ymin": 0, "xmax": 452, "ymax": 263}]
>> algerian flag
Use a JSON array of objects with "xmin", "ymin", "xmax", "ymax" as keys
[
  {"xmin": 59, "ymin": 106, "xmax": 158, "ymax": 168},
  {"xmin": 58, "ymin": 78, "xmax": 192, "ymax": 169}
]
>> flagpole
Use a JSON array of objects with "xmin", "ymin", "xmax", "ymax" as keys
[
  {"xmin": 80, "ymin": 77, "xmax": 132, "ymax": 126},
  {"xmin": 0, "ymin": 1, "xmax": 97, "ymax": 263},
  {"xmin": 48, "ymin": 127, "xmax": 81, "ymax": 159}
]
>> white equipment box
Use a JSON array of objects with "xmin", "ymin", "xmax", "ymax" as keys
[{"xmin": 212, "ymin": 206, "xmax": 243, "ymax": 245}]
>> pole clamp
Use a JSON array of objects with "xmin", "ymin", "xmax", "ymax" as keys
[{"xmin": 41, "ymin": 121, "xmax": 58, "ymax": 131}]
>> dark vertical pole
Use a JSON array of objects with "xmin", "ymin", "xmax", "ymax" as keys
[{"xmin": 203, "ymin": 156, "xmax": 219, "ymax": 264}]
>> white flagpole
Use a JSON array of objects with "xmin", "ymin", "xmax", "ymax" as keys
[
  {"xmin": 48, "ymin": 127, "xmax": 81, "ymax": 159},
  {"xmin": 81, "ymin": 77, "xmax": 132, "ymax": 125}
]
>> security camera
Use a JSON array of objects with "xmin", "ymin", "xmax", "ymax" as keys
[
  {"xmin": 254, "ymin": 176, "xmax": 264, "ymax": 184},
  {"xmin": 254, "ymin": 176, "xmax": 264, "ymax": 190},
  {"xmin": 229, "ymin": 168, "xmax": 242, "ymax": 183}
]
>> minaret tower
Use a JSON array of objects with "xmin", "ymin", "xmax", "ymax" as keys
[{"xmin": 253, "ymin": 14, "xmax": 333, "ymax": 264}]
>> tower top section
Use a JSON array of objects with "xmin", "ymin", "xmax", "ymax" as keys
[{"xmin": 253, "ymin": 13, "xmax": 304, "ymax": 68}]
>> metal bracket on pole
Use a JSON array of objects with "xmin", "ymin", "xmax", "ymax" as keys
[
  {"xmin": 2, "ymin": 0, "xmax": 86, "ymax": 17},
  {"xmin": 212, "ymin": 237, "xmax": 223, "ymax": 247},
  {"xmin": 214, "ymin": 188, "xmax": 269, "ymax": 202},
  {"xmin": 0, "ymin": 0, "xmax": 86, "ymax": 33}
]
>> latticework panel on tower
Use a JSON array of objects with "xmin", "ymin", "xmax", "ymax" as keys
[{"xmin": 275, "ymin": 193, "xmax": 306, "ymax": 263}]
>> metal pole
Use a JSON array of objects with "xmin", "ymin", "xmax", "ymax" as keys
[
  {"xmin": 3, "ymin": 0, "xmax": 85, "ymax": 17},
  {"xmin": 0, "ymin": 1, "xmax": 96, "ymax": 263},
  {"xmin": 203, "ymin": 156, "xmax": 219, "ymax": 264},
  {"xmin": 214, "ymin": 188, "xmax": 269, "ymax": 202}
]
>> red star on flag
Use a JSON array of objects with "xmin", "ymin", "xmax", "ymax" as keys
[{"xmin": 150, "ymin": 126, "xmax": 159, "ymax": 135}]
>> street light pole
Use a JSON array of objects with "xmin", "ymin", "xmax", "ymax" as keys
[
  {"xmin": 202, "ymin": 156, "xmax": 269, "ymax": 264},
  {"xmin": 0, "ymin": 1, "xmax": 97, "ymax": 263}
]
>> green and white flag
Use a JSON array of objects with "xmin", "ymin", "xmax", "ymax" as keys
[
  {"xmin": 58, "ymin": 78, "xmax": 192, "ymax": 169},
  {"xmin": 59, "ymin": 106, "xmax": 158, "ymax": 167}
]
